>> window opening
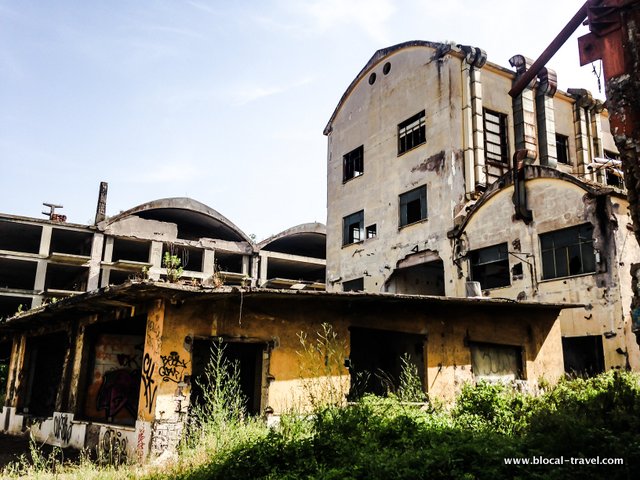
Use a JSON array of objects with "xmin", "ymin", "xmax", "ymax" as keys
[
  {"xmin": 399, "ymin": 186, "xmax": 427, "ymax": 227},
  {"xmin": 343, "ymin": 211, "xmax": 364, "ymax": 245},
  {"xmin": 483, "ymin": 109, "xmax": 509, "ymax": 163},
  {"xmin": 470, "ymin": 243, "xmax": 510, "ymax": 289},
  {"xmin": 343, "ymin": 145, "xmax": 364, "ymax": 182},
  {"xmin": 540, "ymin": 224, "xmax": 596, "ymax": 279},
  {"xmin": 398, "ymin": 111, "xmax": 426, "ymax": 154}
]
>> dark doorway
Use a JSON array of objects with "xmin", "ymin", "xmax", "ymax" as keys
[
  {"xmin": 385, "ymin": 259, "xmax": 445, "ymax": 295},
  {"xmin": 562, "ymin": 335, "xmax": 605, "ymax": 377},
  {"xmin": 191, "ymin": 339, "xmax": 264, "ymax": 416},
  {"xmin": 22, "ymin": 332, "xmax": 68, "ymax": 417},
  {"xmin": 348, "ymin": 327, "xmax": 425, "ymax": 398}
]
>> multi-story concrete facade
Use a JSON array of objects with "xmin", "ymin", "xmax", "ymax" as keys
[
  {"xmin": 324, "ymin": 41, "xmax": 639, "ymax": 374},
  {"xmin": 0, "ymin": 196, "xmax": 326, "ymax": 320}
]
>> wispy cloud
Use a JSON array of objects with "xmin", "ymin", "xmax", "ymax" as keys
[{"xmin": 231, "ymin": 76, "xmax": 314, "ymax": 106}]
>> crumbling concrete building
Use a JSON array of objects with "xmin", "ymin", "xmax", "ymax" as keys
[
  {"xmin": 0, "ymin": 281, "xmax": 569, "ymax": 458},
  {"xmin": 0, "ymin": 197, "xmax": 327, "ymax": 320},
  {"xmin": 324, "ymin": 41, "xmax": 640, "ymax": 374}
]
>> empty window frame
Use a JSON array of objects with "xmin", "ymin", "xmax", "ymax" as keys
[
  {"xmin": 470, "ymin": 342, "xmax": 524, "ymax": 381},
  {"xmin": 343, "ymin": 145, "xmax": 364, "ymax": 182},
  {"xmin": 366, "ymin": 224, "xmax": 377, "ymax": 239},
  {"xmin": 556, "ymin": 134, "xmax": 570, "ymax": 164},
  {"xmin": 399, "ymin": 186, "xmax": 427, "ymax": 227},
  {"xmin": 470, "ymin": 243, "xmax": 510, "ymax": 289},
  {"xmin": 540, "ymin": 224, "xmax": 596, "ymax": 280},
  {"xmin": 561, "ymin": 335, "xmax": 605, "ymax": 377},
  {"xmin": 483, "ymin": 109, "xmax": 509, "ymax": 163},
  {"xmin": 343, "ymin": 210, "xmax": 364, "ymax": 245},
  {"xmin": 343, "ymin": 277, "xmax": 364, "ymax": 292},
  {"xmin": 398, "ymin": 110, "xmax": 426, "ymax": 154}
]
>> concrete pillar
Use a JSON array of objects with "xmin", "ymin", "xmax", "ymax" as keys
[
  {"xmin": 39, "ymin": 225, "xmax": 52, "ymax": 256},
  {"xmin": 590, "ymin": 100, "xmax": 606, "ymax": 183},
  {"xmin": 535, "ymin": 67, "xmax": 558, "ymax": 167},
  {"xmin": 568, "ymin": 88, "xmax": 596, "ymax": 181},
  {"xmin": 100, "ymin": 237, "xmax": 114, "ymax": 287},
  {"xmin": 149, "ymin": 241, "xmax": 163, "ymax": 281},
  {"xmin": 509, "ymin": 55, "xmax": 538, "ymax": 163},
  {"xmin": 459, "ymin": 45, "xmax": 487, "ymax": 196},
  {"xmin": 251, "ymin": 253, "xmax": 260, "ymax": 287},
  {"xmin": 242, "ymin": 255, "xmax": 250, "ymax": 277},
  {"xmin": 259, "ymin": 251, "xmax": 269, "ymax": 287},
  {"xmin": 87, "ymin": 233, "xmax": 103, "ymax": 291},
  {"xmin": 203, "ymin": 249, "xmax": 215, "ymax": 277}
]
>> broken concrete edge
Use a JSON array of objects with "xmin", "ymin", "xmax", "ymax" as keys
[
  {"xmin": 448, "ymin": 164, "xmax": 622, "ymax": 239},
  {"xmin": 0, "ymin": 279, "xmax": 585, "ymax": 329}
]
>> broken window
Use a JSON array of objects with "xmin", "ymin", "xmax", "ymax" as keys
[
  {"xmin": 343, "ymin": 278, "xmax": 364, "ymax": 292},
  {"xmin": 399, "ymin": 186, "xmax": 427, "ymax": 227},
  {"xmin": 470, "ymin": 342, "xmax": 523, "ymax": 382},
  {"xmin": 45, "ymin": 264, "xmax": 89, "ymax": 292},
  {"xmin": 366, "ymin": 224, "xmax": 377, "ymax": 239},
  {"xmin": 0, "ymin": 221, "xmax": 42, "ymax": 254},
  {"xmin": 50, "ymin": 228, "xmax": 93, "ymax": 256},
  {"xmin": 191, "ymin": 339, "xmax": 265, "ymax": 415},
  {"xmin": 540, "ymin": 224, "xmax": 596, "ymax": 280},
  {"xmin": 470, "ymin": 243, "xmax": 510, "ymax": 289},
  {"xmin": 398, "ymin": 110, "xmax": 426, "ymax": 155},
  {"xmin": 111, "ymin": 238, "xmax": 151, "ymax": 263},
  {"xmin": 348, "ymin": 327, "xmax": 425, "ymax": 398},
  {"xmin": 385, "ymin": 260, "xmax": 445, "ymax": 296},
  {"xmin": 0, "ymin": 258, "xmax": 37, "ymax": 291},
  {"xmin": 343, "ymin": 145, "xmax": 364, "ymax": 182},
  {"xmin": 215, "ymin": 252, "xmax": 244, "ymax": 274},
  {"xmin": 162, "ymin": 244, "xmax": 204, "ymax": 272},
  {"xmin": 342, "ymin": 211, "xmax": 364, "ymax": 245},
  {"xmin": 555, "ymin": 134, "xmax": 570, "ymax": 164},
  {"xmin": 22, "ymin": 331, "xmax": 69, "ymax": 416},
  {"xmin": 562, "ymin": 335, "xmax": 604, "ymax": 377},
  {"xmin": 483, "ymin": 109, "xmax": 509, "ymax": 163}
]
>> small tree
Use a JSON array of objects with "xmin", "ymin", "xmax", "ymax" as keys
[{"xmin": 163, "ymin": 251, "xmax": 183, "ymax": 283}]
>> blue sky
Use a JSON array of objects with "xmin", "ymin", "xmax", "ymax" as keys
[{"xmin": 0, "ymin": 1, "xmax": 601, "ymax": 240}]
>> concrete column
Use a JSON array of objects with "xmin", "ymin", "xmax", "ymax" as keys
[
  {"xmin": 203, "ymin": 249, "xmax": 216, "ymax": 278},
  {"xmin": 568, "ymin": 88, "xmax": 596, "ymax": 181},
  {"xmin": 39, "ymin": 225, "xmax": 52, "ymax": 256},
  {"xmin": 259, "ymin": 251, "xmax": 269, "ymax": 287},
  {"xmin": 33, "ymin": 260, "xmax": 47, "ymax": 295},
  {"xmin": 535, "ymin": 67, "xmax": 558, "ymax": 168},
  {"xmin": 251, "ymin": 253, "xmax": 260, "ymax": 287},
  {"xmin": 510, "ymin": 55, "xmax": 538, "ymax": 163},
  {"xmin": 87, "ymin": 233, "xmax": 103, "ymax": 291},
  {"xmin": 242, "ymin": 255, "xmax": 250, "ymax": 277},
  {"xmin": 459, "ymin": 45, "xmax": 487, "ymax": 195},
  {"xmin": 590, "ymin": 101, "xmax": 606, "ymax": 183},
  {"xmin": 149, "ymin": 241, "xmax": 163, "ymax": 281},
  {"xmin": 100, "ymin": 236, "xmax": 114, "ymax": 287}
]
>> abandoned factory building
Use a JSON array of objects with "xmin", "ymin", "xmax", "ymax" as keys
[
  {"xmin": 0, "ymin": 196, "xmax": 327, "ymax": 320},
  {"xmin": 0, "ymin": 281, "xmax": 570, "ymax": 458},
  {"xmin": 0, "ymin": 38, "xmax": 639, "ymax": 460},
  {"xmin": 324, "ymin": 40, "xmax": 640, "ymax": 375}
]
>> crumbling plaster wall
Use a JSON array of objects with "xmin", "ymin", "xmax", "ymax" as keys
[
  {"xmin": 460, "ymin": 176, "xmax": 638, "ymax": 370},
  {"xmin": 326, "ymin": 45, "xmax": 467, "ymax": 293}
]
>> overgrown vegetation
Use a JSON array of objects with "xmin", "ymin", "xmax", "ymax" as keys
[
  {"xmin": 3, "ymin": 334, "xmax": 640, "ymax": 479},
  {"xmin": 163, "ymin": 251, "xmax": 184, "ymax": 283}
]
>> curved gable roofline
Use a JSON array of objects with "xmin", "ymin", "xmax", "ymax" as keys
[
  {"xmin": 257, "ymin": 222, "xmax": 326, "ymax": 250},
  {"xmin": 323, "ymin": 40, "xmax": 445, "ymax": 136},
  {"xmin": 104, "ymin": 197, "xmax": 253, "ymax": 243},
  {"xmin": 451, "ymin": 166, "xmax": 615, "ymax": 237}
]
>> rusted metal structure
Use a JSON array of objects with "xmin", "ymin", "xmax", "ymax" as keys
[{"xmin": 509, "ymin": 0, "xmax": 640, "ymax": 338}]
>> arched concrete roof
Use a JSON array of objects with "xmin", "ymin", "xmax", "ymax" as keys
[
  {"xmin": 451, "ymin": 166, "xmax": 615, "ymax": 238},
  {"xmin": 323, "ymin": 40, "xmax": 443, "ymax": 135},
  {"xmin": 258, "ymin": 222, "xmax": 326, "ymax": 259},
  {"xmin": 105, "ymin": 197, "xmax": 252, "ymax": 243}
]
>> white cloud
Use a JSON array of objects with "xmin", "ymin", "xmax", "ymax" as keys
[{"xmin": 231, "ymin": 76, "xmax": 314, "ymax": 106}]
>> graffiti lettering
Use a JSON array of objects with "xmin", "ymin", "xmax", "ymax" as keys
[
  {"xmin": 53, "ymin": 413, "xmax": 72, "ymax": 444},
  {"xmin": 100, "ymin": 427, "xmax": 128, "ymax": 465},
  {"xmin": 136, "ymin": 424, "xmax": 145, "ymax": 462},
  {"xmin": 116, "ymin": 353, "xmax": 140, "ymax": 369},
  {"xmin": 158, "ymin": 351, "xmax": 188, "ymax": 383},
  {"xmin": 141, "ymin": 354, "xmax": 157, "ymax": 413},
  {"xmin": 96, "ymin": 369, "xmax": 139, "ymax": 420}
]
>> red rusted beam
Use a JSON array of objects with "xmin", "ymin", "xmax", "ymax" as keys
[{"xmin": 509, "ymin": 2, "xmax": 588, "ymax": 97}]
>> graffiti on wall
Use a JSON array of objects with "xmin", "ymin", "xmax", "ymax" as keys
[
  {"xmin": 96, "ymin": 369, "xmax": 139, "ymax": 419},
  {"xmin": 99, "ymin": 427, "xmax": 129, "ymax": 465},
  {"xmin": 53, "ymin": 413, "xmax": 73, "ymax": 444},
  {"xmin": 159, "ymin": 351, "xmax": 188, "ymax": 383},
  {"xmin": 84, "ymin": 334, "xmax": 143, "ymax": 425},
  {"xmin": 141, "ymin": 353, "xmax": 157, "ymax": 414}
]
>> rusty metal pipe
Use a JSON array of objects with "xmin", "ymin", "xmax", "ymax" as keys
[{"xmin": 509, "ymin": 2, "xmax": 589, "ymax": 97}]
